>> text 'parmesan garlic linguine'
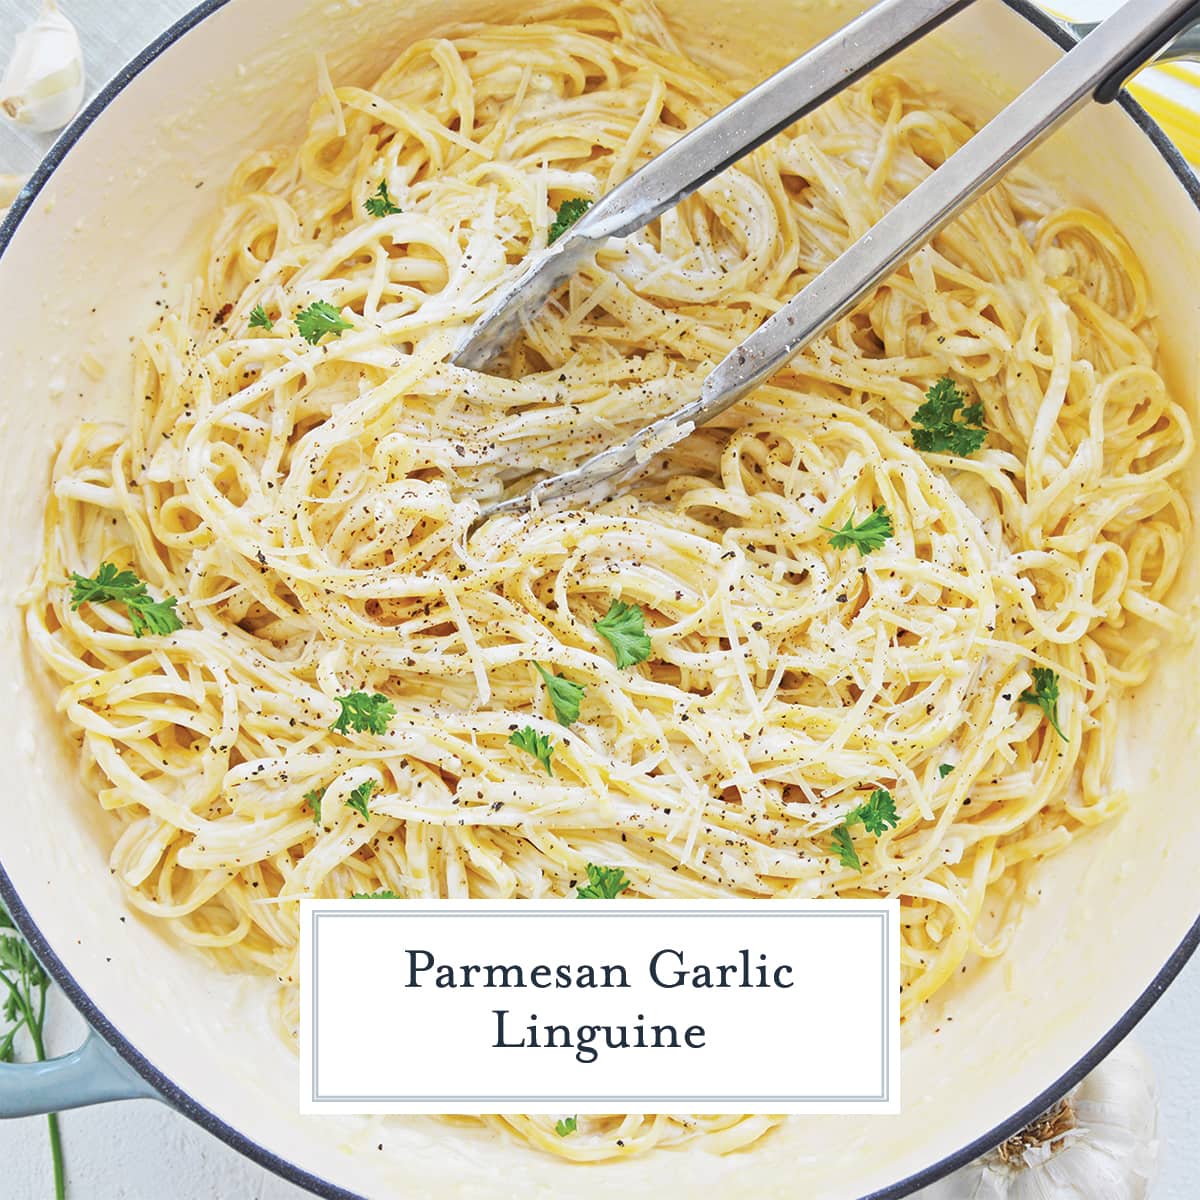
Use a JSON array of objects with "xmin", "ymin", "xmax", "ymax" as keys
[{"xmin": 24, "ymin": 0, "xmax": 1192, "ymax": 1163}]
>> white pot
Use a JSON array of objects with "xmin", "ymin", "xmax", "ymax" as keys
[{"xmin": 0, "ymin": 2, "xmax": 1197, "ymax": 1197}]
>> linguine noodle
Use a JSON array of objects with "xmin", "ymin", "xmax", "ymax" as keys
[{"xmin": 24, "ymin": 0, "xmax": 1192, "ymax": 1162}]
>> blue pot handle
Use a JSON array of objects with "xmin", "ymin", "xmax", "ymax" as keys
[{"xmin": 0, "ymin": 1029, "xmax": 159, "ymax": 1116}]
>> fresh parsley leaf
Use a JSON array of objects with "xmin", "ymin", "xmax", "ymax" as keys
[
  {"xmin": 352, "ymin": 889, "xmax": 398, "ymax": 899},
  {"xmin": 331, "ymin": 691, "xmax": 395, "ymax": 735},
  {"xmin": 305, "ymin": 787, "xmax": 324, "ymax": 823},
  {"xmin": 364, "ymin": 180, "xmax": 401, "ymax": 217},
  {"xmin": 555, "ymin": 1116, "xmax": 578, "ymax": 1137},
  {"xmin": 576, "ymin": 864, "xmax": 631, "ymax": 899},
  {"xmin": 938, "ymin": 763, "xmax": 954, "ymax": 778},
  {"xmin": 822, "ymin": 505, "xmax": 893, "ymax": 556},
  {"xmin": 848, "ymin": 788, "xmax": 899, "ymax": 837},
  {"xmin": 69, "ymin": 561, "xmax": 183, "ymax": 637},
  {"xmin": 346, "ymin": 780, "xmax": 378, "ymax": 822},
  {"xmin": 0, "ymin": 902, "xmax": 64, "ymax": 1197},
  {"xmin": 548, "ymin": 197, "xmax": 592, "ymax": 243},
  {"xmin": 912, "ymin": 377, "xmax": 987, "ymax": 456},
  {"xmin": 509, "ymin": 725, "xmax": 555, "ymax": 775},
  {"xmin": 1019, "ymin": 667, "xmax": 1067, "ymax": 742},
  {"xmin": 249, "ymin": 303, "xmax": 274, "ymax": 331},
  {"xmin": 296, "ymin": 300, "xmax": 353, "ymax": 345},
  {"xmin": 830, "ymin": 824, "xmax": 861, "ymax": 871},
  {"xmin": 0, "ymin": 934, "xmax": 43, "ymax": 990},
  {"xmin": 594, "ymin": 600, "xmax": 652, "ymax": 668},
  {"xmin": 535, "ymin": 664, "xmax": 585, "ymax": 726}
]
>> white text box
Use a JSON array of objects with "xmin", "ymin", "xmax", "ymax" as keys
[{"xmin": 300, "ymin": 899, "xmax": 899, "ymax": 1115}]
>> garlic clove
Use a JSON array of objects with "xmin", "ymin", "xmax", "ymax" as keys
[{"xmin": 0, "ymin": 1, "xmax": 86, "ymax": 134}]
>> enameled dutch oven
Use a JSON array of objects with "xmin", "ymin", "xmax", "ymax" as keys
[{"xmin": 1, "ymin": 2, "xmax": 1198, "ymax": 1196}]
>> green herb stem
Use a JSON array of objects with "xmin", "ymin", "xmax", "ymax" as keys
[
  {"xmin": 27, "ymin": 1017, "xmax": 65, "ymax": 1200},
  {"xmin": 0, "ymin": 908, "xmax": 66, "ymax": 1198}
]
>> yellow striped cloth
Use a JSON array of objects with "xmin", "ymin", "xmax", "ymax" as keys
[
  {"xmin": 1045, "ymin": 3, "xmax": 1200, "ymax": 167},
  {"xmin": 1127, "ymin": 66, "xmax": 1200, "ymax": 167}
]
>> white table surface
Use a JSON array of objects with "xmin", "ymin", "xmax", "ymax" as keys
[{"xmin": 1, "ymin": 0, "xmax": 1197, "ymax": 1196}]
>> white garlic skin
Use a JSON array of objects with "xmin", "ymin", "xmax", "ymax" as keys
[
  {"xmin": 912, "ymin": 1039, "xmax": 1158, "ymax": 1200},
  {"xmin": 0, "ymin": 1, "xmax": 86, "ymax": 133}
]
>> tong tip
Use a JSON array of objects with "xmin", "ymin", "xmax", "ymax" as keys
[{"xmin": 450, "ymin": 231, "xmax": 599, "ymax": 372}]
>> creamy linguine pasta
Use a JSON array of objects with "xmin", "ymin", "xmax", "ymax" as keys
[{"xmin": 24, "ymin": 0, "xmax": 1192, "ymax": 1162}]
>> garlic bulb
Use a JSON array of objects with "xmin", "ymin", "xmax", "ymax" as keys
[
  {"xmin": 0, "ymin": 2, "xmax": 85, "ymax": 133},
  {"xmin": 912, "ymin": 1039, "xmax": 1158, "ymax": 1200}
]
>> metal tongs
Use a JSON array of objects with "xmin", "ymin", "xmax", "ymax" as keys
[{"xmin": 453, "ymin": 0, "xmax": 1200, "ymax": 520}]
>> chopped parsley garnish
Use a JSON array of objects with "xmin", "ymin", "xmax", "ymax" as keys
[
  {"xmin": 576, "ymin": 864, "xmax": 631, "ymax": 899},
  {"xmin": 555, "ymin": 1116, "xmax": 578, "ymax": 1137},
  {"xmin": 249, "ymin": 303, "xmax": 274, "ymax": 331},
  {"xmin": 510, "ymin": 725, "xmax": 555, "ymax": 775},
  {"xmin": 308, "ymin": 780, "xmax": 378, "ymax": 821},
  {"xmin": 1019, "ymin": 667, "xmax": 1067, "ymax": 742},
  {"xmin": 822, "ymin": 505, "xmax": 893, "ymax": 556},
  {"xmin": 296, "ymin": 300, "xmax": 353, "ymax": 345},
  {"xmin": 594, "ymin": 600, "xmax": 652, "ymax": 668},
  {"xmin": 912, "ymin": 376, "xmax": 987, "ymax": 456},
  {"xmin": 548, "ymin": 197, "xmax": 592, "ymax": 243},
  {"xmin": 346, "ymin": 780, "xmax": 378, "ymax": 822},
  {"xmin": 352, "ymin": 890, "xmax": 398, "ymax": 899},
  {"xmin": 364, "ymin": 180, "xmax": 401, "ymax": 217},
  {"xmin": 331, "ymin": 691, "xmax": 395, "ymax": 735},
  {"xmin": 305, "ymin": 787, "xmax": 324, "ymax": 823},
  {"xmin": 69, "ymin": 562, "xmax": 182, "ymax": 637},
  {"xmin": 849, "ymin": 788, "xmax": 899, "ymax": 837},
  {"xmin": 830, "ymin": 825, "xmax": 861, "ymax": 872},
  {"xmin": 830, "ymin": 788, "xmax": 899, "ymax": 871},
  {"xmin": 938, "ymin": 763, "xmax": 955, "ymax": 778},
  {"xmin": 535, "ymin": 664, "xmax": 585, "ymax": 726}
]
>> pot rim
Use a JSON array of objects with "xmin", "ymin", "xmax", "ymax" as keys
[{"xmin": 0, "ymin": 2, "xmax": 1197, "ymax": 1197}]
